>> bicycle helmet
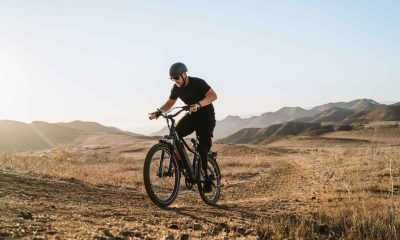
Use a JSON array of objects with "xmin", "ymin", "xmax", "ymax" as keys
[{"xmin": 169, "ymin": 62, "xmax": 188, "ymax": 79}]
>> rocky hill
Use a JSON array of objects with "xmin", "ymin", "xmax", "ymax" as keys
[
  {"xmin": 217, "ymin": 122, "xmax": 331, "ymax": 144},
  {"xmin": 0, "ymin": 120, "xmax": 135, "ymax": 151},
  {"xmin": 219, "ymin": 104, "xmax": 400, "ymax": 144},
  {"xmin": 294, "ymin": 104, "xmax": 400, "ymax": 123},
  {"xmin": 56, "ymin": 120, "xmax": 125, "ymax": 134},
  {"xmin": 391, "ymin": 102, "xmax": 400, "ymax": 106},
  {"xmin": 0, "ymin": 120, "xmax": 51, "ymax": 151}
]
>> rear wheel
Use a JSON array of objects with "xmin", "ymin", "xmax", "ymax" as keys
[
  {"xmin": 143, "ymin": 143, "xmax": 180, "ymax": 208},
  {"xmin": 198, "ymin": 157, "xmax": 221, "ymax": 205}
]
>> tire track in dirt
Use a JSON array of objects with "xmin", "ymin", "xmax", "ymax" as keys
[
  {"xmin": 0, "ymin": 154, "xmax": 317, "ymax": 239},
  {"xmin": 0, "ymin": 170, "xmax": 262, "ymax": 239}
]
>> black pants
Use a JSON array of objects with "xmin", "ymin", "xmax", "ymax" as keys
[{"xmin": 176, "ymin": 113, "xmax": 216, "ymax": 173}]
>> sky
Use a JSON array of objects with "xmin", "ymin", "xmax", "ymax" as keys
[{"xmin": 0, "ymin": 0, "xmax": 399, "ymax": 134}]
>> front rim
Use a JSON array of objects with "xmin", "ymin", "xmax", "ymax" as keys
[{"xmin": 144, "ymin": 144, "xmax": 180, "ymax": 207}]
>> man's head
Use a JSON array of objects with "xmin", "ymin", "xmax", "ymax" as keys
[{"xmin": 170, "ymin": 62, "xmax": 188, "ymax": 87}]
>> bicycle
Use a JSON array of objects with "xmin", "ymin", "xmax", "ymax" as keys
[{"xmin": 143, "ymin": 106, "xmax": 222, "ymax": 207}]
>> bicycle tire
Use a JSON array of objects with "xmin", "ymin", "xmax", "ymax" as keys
[
  {"xmin": 197, "ymin": 156, "xmax": 221, "ymax": 206},
  {"xmin": 143, "ymin": 143, "xmax": 180, "ymax": 207}
]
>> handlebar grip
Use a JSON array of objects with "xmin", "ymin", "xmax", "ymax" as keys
[{"xmin": 149, "ymin": 110, "xmax": 162, "ymax": 120}]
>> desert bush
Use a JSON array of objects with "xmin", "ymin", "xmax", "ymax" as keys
[{"xmin": 51, "ymin": 149, "xmax": 72, "ymax": 161}]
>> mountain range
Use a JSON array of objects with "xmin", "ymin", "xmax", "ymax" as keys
[
  {"xmin": 218, "ymin": 101, "xmax": 400, "ymax": 144},
  {"xmin": 153, "ymin": 99, "xmax": 396, "ymax": 139},
  {"xmin": 2, "ymin": 99, "xmax": 399, "ymax": 151}
]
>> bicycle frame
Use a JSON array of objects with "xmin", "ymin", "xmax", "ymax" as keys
[
  {"xmin": 145, "ymin": 106, "xmax": 221, "ymax": 207},
  {"xmin": 157, "ymin": 107, "xmax": 200, "ymax": 182}
]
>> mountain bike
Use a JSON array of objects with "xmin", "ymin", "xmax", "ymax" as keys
[{"xmin": 143, "ymin": 106, "xmax": 221, "ymax": 207}]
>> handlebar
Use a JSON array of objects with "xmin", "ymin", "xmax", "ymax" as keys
[{"xmin": 149, "ymin": 106, "xmax": 190, "ymax": 120}]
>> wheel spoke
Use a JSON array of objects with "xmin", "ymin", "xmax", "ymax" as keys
[{"xmin": 144, "ymin": 144, "xmax": 180, "ymax": 207}]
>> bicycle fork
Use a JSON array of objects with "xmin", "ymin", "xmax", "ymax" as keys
[{"xmin": 157, "ymin": 150, "xmax": 174, "ymax": 177}]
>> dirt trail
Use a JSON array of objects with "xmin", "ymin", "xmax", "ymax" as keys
[{"xmin": 0, "ymin": 154, "xmax": 322, "ymax": 239}]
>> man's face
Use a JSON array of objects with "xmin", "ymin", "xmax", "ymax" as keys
[{"xmin": 172, "ymin": 74, "xmax": 185, "ymax": 87}]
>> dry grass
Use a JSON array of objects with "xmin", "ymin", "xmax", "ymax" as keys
[
  {"xmin": 1, "ymin": 129, "xmax": 399, "ymax": 239},
  {"xmin": 256, "ymin": 144, "xmax": 400, "ymax": 239},
  {"xmin": 257, "ymin": 205, "xmax": 400, "ymax": 239},
  {"xmin": 0, "ymin": 148, "xmax": 146, "ymax": 188}
]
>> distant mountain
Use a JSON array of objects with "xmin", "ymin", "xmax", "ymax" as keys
[
  {"xmin": 152, "ymin": 98, "xmax": 383, "ymax": 139},
  {"xmin": 244, "ymin": 107, "xmax": 311, "ymax": 128},
  {"xmin": 360, "ymin": 105, "xmax": 400, "ymax": 121},
  {"xmin": 308, "ymin": 107, "xmax": 356, "ymax": 123},
  {"xmin": 213, "ymin": 115, "xmax": 247, "ymax": 140},
  {"xmin": 294, "ymin": 104, "xmax": 400, "ymax": 123},
  {"xmin": 309, "ymin": 99, "xmax": 380, "ymax": 114},
  {"xmin": 219, "ymin": 103, "xmax": 400, "ymax": 144},
  {"xmin": 56, "ymin": 120, "xmax": 125, "ymax": 134},
  {"xmin": 0, "ymin": 120, "xmax": 136, "ymax": 151},
  {"xmin": 31, "ymin": 121, "xmax": 82, "ymax": 145},
  {"xmin": 217, "ymin": 122, "xmax": 330, "ymax": 144},
  {"xmin": 0, "ymin": 120, "xmax": 50, "ymax": 151}
]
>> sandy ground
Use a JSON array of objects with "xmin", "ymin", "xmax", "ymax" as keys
[{"xmin": 1, "ymin": 128, "xmax": 399, "ymax": 239}]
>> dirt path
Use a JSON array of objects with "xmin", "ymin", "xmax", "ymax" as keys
[{"xmin": 0, "ymin": 154, "xmax": 321, "ymax": 239}]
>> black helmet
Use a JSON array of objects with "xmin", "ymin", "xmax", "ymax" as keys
[{"xmin": 169, "ymin": 62, "xmax": 188, "ymax": 79}]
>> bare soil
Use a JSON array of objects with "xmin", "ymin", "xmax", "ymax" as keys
[{"xmin": 1, "ymin": 127, "xmax": 400, "ymax": 239}]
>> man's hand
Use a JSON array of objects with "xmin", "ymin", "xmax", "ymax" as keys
[
  {"xmin": 149, "ymin": 113, "xmax": 158, "ymax": 120},
  {"xmin": 149, "ymin": 110, "xmax": 162, "ymax": 120},
  {"xmin": 189, "ymin": 103, "xmax": 201, "ymax": 113}
]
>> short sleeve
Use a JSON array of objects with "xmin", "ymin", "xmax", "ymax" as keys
[
  {"xmin": 169, "ymin": 85, "xmax": 178, "ymax": 100},
  {"xmin": 197, "ymin": 79, "xmax": 211, "ymax": 96}
]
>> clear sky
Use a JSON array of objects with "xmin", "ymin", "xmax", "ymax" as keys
[{"xmin": 1, "ymin": 0, "xmax": 399, "ymax": 134}]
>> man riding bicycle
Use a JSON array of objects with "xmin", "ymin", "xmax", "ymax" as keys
[{"xmin": 150, "ymin": 62, "xmax": 218, "ymax": 193}]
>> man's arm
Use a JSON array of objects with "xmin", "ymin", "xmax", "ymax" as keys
[
  {"xmin": 190, "ymin": 88, "xmax": 217, "ymax": 113},
  {"xmin": 199, "ymin": 88, "xmax": 217, "ymax": 107},
  {"xmin": 160, "ymin": 98, "xmax": 177, "ymax": 112},
  {"xmin": 150, "ymin": 98, "xmax": 177, "ymax": 120}
]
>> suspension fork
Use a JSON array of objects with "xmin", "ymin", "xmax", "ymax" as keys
[
  {"xmin": 157, "ymin": 150, "xmax": 165, "ymax": 177},
  {"xmin": 167, "ymin": 150, "xmax": 175, "ymax": 175},
  {"xmin": 156, "ymin": 147, "xmax": 176, "ymax": 177}
]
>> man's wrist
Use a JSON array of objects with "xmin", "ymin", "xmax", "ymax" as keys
[{"xmin": 196, "ymin": 102, "xmax": 202, "ymax": 109}]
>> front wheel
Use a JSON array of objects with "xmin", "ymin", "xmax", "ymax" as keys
[
  {"xmin": 197, "ymin": 156, "xmax": 221, "ymax": 205},
  {"xmin": 143, "ymin": 143, "xmax": 180, "ymax": 208}
]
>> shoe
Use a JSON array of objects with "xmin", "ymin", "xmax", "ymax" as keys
[{"xmin": 203, "ymin": 179, "xmax": 212, "ymax": 193}]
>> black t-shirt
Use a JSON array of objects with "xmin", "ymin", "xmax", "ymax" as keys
[{"xmin": 169, "ymin": 76, "xmax": 215, "ymax": 119}]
